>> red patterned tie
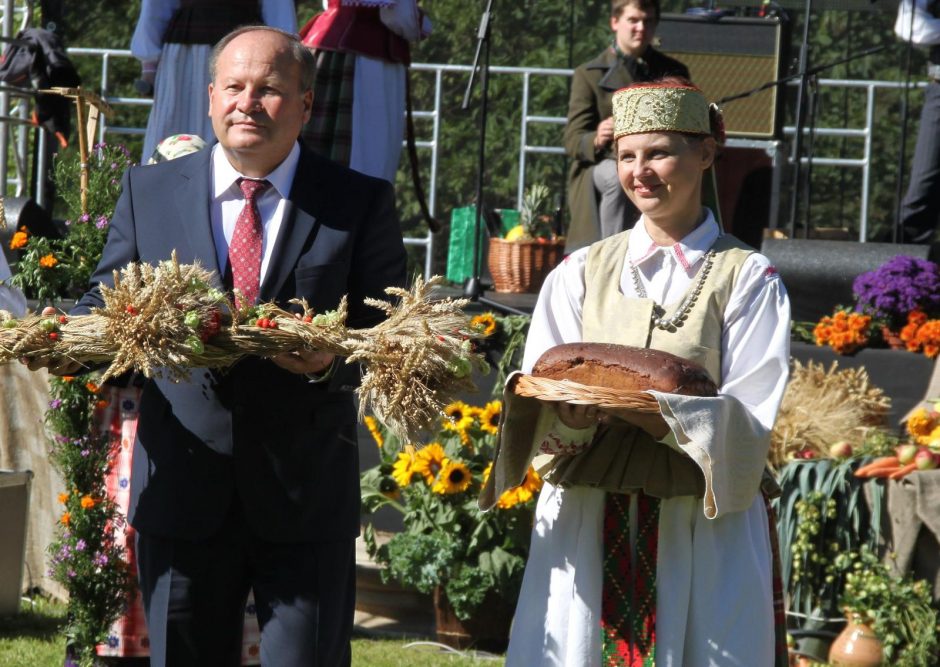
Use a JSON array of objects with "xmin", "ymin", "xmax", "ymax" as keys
[{"xmin": 229, "ymin": 177, "xmax": 271, "ymax": 306}]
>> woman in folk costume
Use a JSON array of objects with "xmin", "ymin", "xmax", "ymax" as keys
[
  {"xmin": 481, "ymin": 80, "xmax": 791, "ymax": 666},
  {"xmin": 299, "ymin": 0, "xmax": 430, "ymax": 183}
]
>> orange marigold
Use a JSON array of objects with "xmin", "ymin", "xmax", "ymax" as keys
[
  {"xmin": 38, "ymin": 253, "xmax": 58, "ymax": 268},
  {"xmin": 8, "ymin": 230, "xmax": 28, "ymax": 250},
  {"xmin": 813, "ymin": 310, "xmax": 871, "ymax": 354},
  {"xmin": 914, "ymin": 320, "xmax": 940, "ymax": 359},
  {"xmin": 80, "ymin": 495, "xmax": 95, "ymax": 509},
  {"xmin": 57, "ymin": 492, "xmax": 69, "ymax": 504},
  {"xmin": 60, "ymin": 511, "xmax": 71, "ymax": 525}
]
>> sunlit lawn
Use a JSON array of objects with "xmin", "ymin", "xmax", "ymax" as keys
[{"xmin": 0, "ymin": 597, "xmax": 503, "ymax": 667}]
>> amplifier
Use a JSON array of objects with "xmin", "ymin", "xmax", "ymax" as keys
[{"xmin": 656, "ymin": 14, "xmax": 789, "ymax": 139}]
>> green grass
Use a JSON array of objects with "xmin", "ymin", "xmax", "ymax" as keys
[{"xmin": 0, "ymin": 598, "xmax": 503, "ymax": 667}]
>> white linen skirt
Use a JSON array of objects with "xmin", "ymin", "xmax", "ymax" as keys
[{"xmin": 505, "ymin": 483, "xmax": 775, "ymax": 667}]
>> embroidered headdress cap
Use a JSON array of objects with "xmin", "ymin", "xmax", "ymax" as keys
[{"xmin": 612, "ymin": 83, "xmax": 710, "ymax": 139}]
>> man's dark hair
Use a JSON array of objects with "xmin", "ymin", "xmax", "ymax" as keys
[
  {"xmin": 209, "ymin": 25, "xmax": 316, "ymax": 92},
  {"xmin": 611, "ymin": 0, "xmax": 661, "ymax": 21}
]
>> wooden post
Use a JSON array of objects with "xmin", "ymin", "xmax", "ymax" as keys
[{"xmin": 38, "ymin": 87, "xmax": 113, "ymax": 216}]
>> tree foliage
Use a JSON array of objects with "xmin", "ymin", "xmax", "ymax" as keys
[{"xmin": 45, "ymin": 0, "xmax": 930, "ymax": 265}]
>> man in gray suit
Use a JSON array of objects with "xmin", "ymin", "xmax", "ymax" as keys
[{"xmin": 34, "ymin": 26, "xmax": 407, "ymax": 666}]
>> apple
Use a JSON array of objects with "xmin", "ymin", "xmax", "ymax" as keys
[
  {"xmin": 914, "ymin": 448, "xmax": 938, "ymax": 471},
  {"xmin": 897, "ymin": 444, "xmax": 920, "ymax": 465},
  {"xmin": 41, "ymin": 306, "xmax": 57, "ymax": 316},
  {"xmin": 828, "ymin": 441, "xmax": 853, "ymax": 459}
]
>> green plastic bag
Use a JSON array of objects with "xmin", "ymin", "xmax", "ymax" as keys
[{"xmin": 446, "ymin": 206, "xmax": 487, "ymax": 284}]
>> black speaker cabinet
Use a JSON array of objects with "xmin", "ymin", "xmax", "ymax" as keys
[
  {"xmin": 760, "ymin": 238, "xmax": 938, "ymax": 322},
  {"xmin": 656, "ymin": 14, "xmax": 789, "ymax": 139}
]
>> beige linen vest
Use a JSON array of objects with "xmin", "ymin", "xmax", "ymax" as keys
[{"xmin": 543, "ymin": 229, "xmax": 754, "ymax": 498}]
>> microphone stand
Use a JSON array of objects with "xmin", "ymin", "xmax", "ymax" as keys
[
  {"xmin": 460, "ymin": 0, "xmax": 530, "ymax": 317},
  {"xmin": 715, "ymin": 44, "xmax": 888, "ymax": 234},
  {"xmin": 461, "ymin": 0, "xmax": 494, "ymax": 301},
  {"xmin": 787, "ymin": 0, "xmax": 815, "ymax": 239}
]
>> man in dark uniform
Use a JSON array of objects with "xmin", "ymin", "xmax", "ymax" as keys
[{"xmin": 564, "ymin": 0, "xmax": 688, "ymax": 253}]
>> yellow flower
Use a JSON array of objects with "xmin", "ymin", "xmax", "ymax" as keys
[
  {"xmin": 496, "ymin": 466, "xmax": 543, "ymax": 508},
  {"xmin": 470, "ymin": 312, "xmax": 497, "ymax": 336},
  {"xmin": 80, "ymin": 495, "xmax": 95, "ymax": 509},
  {"xmin": 57, "ymin": 492, "xmax": 69, "ymax": 504},
  {"xmin": 522, "ymin": 466, "xmax": 543, "ymax": 495},
  {"xmin": 479, "ymin": 400, "xmax": 502, "ymax": 435},
  {"xmin": 432, "ymin": 459, "xmax": 473, "ymax": 494},
  {"xmin": 364, "ymin": 415, "xmax": 384, "ymax": 449},
  {"xmin": 496, "ymin": 487, "xmax": 521, "ymax": 509},
  {"xmin": 907, "ymin": 408, "xmax": 934, "ymax": 438},
  {"xmin": 391, "ymin": 451, "xmax": 416, "ymax": 488},
  {"xmin": 8, "ymin": 230, "xmax": 28, "ymax": 250},
  {"xmin": 412, "ymin": 442, "xmax": 446, "ymax": 484},
  {"xmin": 444, "ymin": 401, "xmax": 473, "ymax": 428},
  {"xmin": 482, "ymin": 462, "xmax": 493, "ymax": 484},
  {"xmin": 38, "ymin": 253, "xmax": 58, "ymax": 268}
]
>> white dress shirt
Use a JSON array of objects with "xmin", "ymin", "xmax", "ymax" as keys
[{"xmin": 209, "ymin": 142, "xmax": 300, "ymax": 284}]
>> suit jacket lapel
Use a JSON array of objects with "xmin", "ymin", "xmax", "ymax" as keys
[
  {"xmin": 260, "ymin": 146, "xmax": 320, "ymax": 302},
  {"xmin": 175, "ymin": 149, "xmax": 224, "ymax": 288}
]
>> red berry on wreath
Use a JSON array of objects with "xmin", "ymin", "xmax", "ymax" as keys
[{"xmin": 48, "ymin": 332, "xmax": 59, "ymax": 341}]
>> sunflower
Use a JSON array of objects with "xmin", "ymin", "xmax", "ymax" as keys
[
  {"xmin": 496, "ymin": 487, "xmax": 521, "ymax": 509},
  {"xmin": 470, "ymin": 312, "xmax": 497, "ymax": 336},
  {"xmin": 496, "ymin": 466, "xmax": 542, "ymax": 508},
  {"xmin": 443, "ymin": 401, "xmax": 474, "ymax": 430},
  {"xmin": 432, "ymin": 459, "xmax": 473, "ymax": 494},
  {"xmin": 412, "ymin": 442, "xmax": 447, "ymax": 484},
  {"xmin": 364, "ymin": 415, "xmax": 384, "ymax": 448},
  {"xmin": 391, "ymin": 451, "xmax": 416, "ymax": 487},
  {"xmin": 479, "ymin": 400, "xmax": 502, "ymax": 435}
]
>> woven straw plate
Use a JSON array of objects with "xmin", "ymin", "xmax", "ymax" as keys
[{"xmin": 511, "ymin": 374, "xmax": 660, "ymax": 413}]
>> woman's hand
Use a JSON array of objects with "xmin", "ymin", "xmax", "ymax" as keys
[{"xmin": 554, "ymin": 402, "xmax": 602, "ymax": 430}]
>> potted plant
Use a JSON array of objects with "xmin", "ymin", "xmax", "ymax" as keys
[
  {"xmin": 829, "ymin": 548, "xmax": 938, "ymax": 666},
  {"xmin": 487, "ymin": 183, "xmax": 565, "ymax": 293},
  {"xmin": 360, "ymin": 399, "xmax": 542, "ymax": 651},
  {"xmin": 809, "ymin": 255, "xmax": 940, "ymax": 357}
]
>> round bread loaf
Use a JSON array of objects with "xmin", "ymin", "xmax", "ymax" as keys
[{"xmin": 531, "ymin": 342, "xmax": 717, "ymax": 397}]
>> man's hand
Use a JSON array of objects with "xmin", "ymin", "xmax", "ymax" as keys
[
  {"xmin": 271, "ymin": 348, "xmax": 335, "ymax": 376},
  {"xmin": 594, "ymin": 117, "xmax": 615, "ymax": 150},
  {"xmin": 21, "ymin": 356, "xmax": 84, "ymax": 376}
]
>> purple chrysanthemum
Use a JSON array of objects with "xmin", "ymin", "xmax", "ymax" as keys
[{"xmin": 852, "ymin": 255, "xmax": 940, "ymax": 324}]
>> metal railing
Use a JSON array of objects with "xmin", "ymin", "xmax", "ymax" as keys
[{"xmin": 3, "ymin": 48, "xmax": 928, "ymax": 274}]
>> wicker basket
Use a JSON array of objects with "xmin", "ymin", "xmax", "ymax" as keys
[
  {"xmin": 511, "ymin": 374, "xmax": 661, "ymax": 414},
  {"xmin": 487, "ymin": 237, "xmax": 564, "ymax": 293}
]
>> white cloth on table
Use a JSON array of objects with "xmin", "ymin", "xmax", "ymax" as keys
[
  {"xmin": 505, "ymin": 214, "xmax": 790, "ymax": 666},
  {"xmin": 131, "ymin": 0, "xmax": 297, "ymax": 161}
]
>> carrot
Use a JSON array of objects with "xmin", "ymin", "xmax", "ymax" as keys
[
  {"xmin": 867, "ymin": 466, "xmax": 903, "ymax": 479},
  {"xmin": 889, "ymin": 462, "xmax": 919, "ymax": 480},
  {"xmin": 854, "ymin": 456, "xmax": 900, "ymax": 477}
]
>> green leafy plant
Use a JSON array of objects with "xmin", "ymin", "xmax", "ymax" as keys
[
  {"xmin": 45, "ymin": 376, "xmax": 133, "ymax": 667},
  {"xmin": 10, "ymin": 143, "xmax": 134, "ymax": 303},
  {"xmin": 836, "ymin": 548, "xmax": 939, "ymax": 665},
  {"xmin": 775, "ymin": 461, "xmax": 885, "ymax": 618},
  {"xmin": 360, "ymin": 399, "xmax": 540, "ymax": 621},
  {"xmin": 471, "ymin": 312, "xmax": 531, "ymax": 396}
]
